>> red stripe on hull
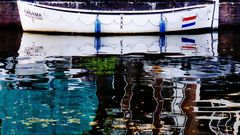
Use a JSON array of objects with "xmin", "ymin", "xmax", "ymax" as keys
[{"xmin": 183, "ymin": 16, "xmax": 197, "ymax": 21}]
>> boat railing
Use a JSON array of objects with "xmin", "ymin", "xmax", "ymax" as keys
[{"xmin": 35, "ymin": 1, "xmax": 214, "ymax": 11}]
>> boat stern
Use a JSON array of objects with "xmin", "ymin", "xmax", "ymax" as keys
[{"xmin": 212, "ymin": 0, "xmax": 219, "ymax": 29}]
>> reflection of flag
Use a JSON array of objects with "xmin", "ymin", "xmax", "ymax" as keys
[
  {"xmin": 181, "ymin": 37, "xmax": 197, "ymax": 50},
  {"xmin": 182, "ymin": 16, "xmax": 196, "ymax": 28},
  {"xmin": 182, "ymin": 37, "xmax": 195, "ymax": 44}
]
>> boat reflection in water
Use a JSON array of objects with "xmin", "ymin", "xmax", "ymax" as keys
[
  {"xmin": 1, "ymin": 32, "xmax": 240, "ymax": 134},
  {"xmin": 19, "ymin": 32, "xmax": 218, "ymax": 58}
]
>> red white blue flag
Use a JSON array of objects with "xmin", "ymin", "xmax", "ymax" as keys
[{"xmin": 182, "ymin": 16, "xmax": 196, "ymax": 28}]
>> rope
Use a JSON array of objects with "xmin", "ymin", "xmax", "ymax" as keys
[
  {"xmin": 148, "ymin": 19, "xmax": 161, "ymax": 27},
  {"xmin": 44, "ymin": 13, "xmax": 161, "ymax": 28},
  {"xmin": 101, "ymin": 18, "xmax": 159, "ymax": 28},
  {"xmin": 59, "ymin": 15, "xmax": 80, "ymax": 24},
  {"xmin": 44, "ymin": 12, "xmax": 96, "ymax": 25},
  {"xmin": 77, "ymin": 17, "xmax": 95, "ymax": 25},
  {"xmin": 172, "ymin": 0, "xmax": 182, "ymax": 7},
  {"xmin": 100, "ymin": 20, "xmax": 117, "ymax": 25},
  {"xmin": 187, "ymin": 0, "xmax": 200, "ymax": 6},
  {"xmin": 130, "ymin": 19, "xmax": 159, "ymax": 27},
  {"xmin": 43, "ymin": 13, "xmax": 66, "ymax": 23},
  {"xmin": 35, "ymin": 6, "xmax": 213, "ymax": 32}
]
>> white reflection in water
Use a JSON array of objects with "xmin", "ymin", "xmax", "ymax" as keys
[{"xmin": 18, "ymin": 32, "xmax": 218, "ymax": 61}]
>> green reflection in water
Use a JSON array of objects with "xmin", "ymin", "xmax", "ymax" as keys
[{"xmin": 78, "ymin": 57, "xmax": 119, "ymax": 75}]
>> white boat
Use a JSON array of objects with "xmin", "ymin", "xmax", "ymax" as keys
[{"xmin": 17, "ymin": 0, "xmax": 219, "ymax": 34}]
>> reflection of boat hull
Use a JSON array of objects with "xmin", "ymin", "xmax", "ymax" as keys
[
  {"xmin": 18, "ymin": 33, "xmax": 218, "ymax": 62},
  {"xmin": 17, "ymin": 1, "xmax": 219, "ymax": 34}
]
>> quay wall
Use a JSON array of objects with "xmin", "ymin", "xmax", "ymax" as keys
[
  {"xmin": 0, "ymin": 1, "xmax": 240, "ymax": 27},
  {"xmin": 220, "ymin": 2, "xmax": 240, "ymax": 26},
  {"xmin": 0, "ymin": 1, "xmax": 20, "ymax": 27}
]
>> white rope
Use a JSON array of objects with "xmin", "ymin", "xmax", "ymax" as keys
[
  {"xmin": 77, "ymin": 17, "xmax": 95, "ymax": 25},
  {"xmin": 101, "ymin": 19, "xmax": 118, "ymax": 25},
  {"xmin": 148, "ymin": 19, "xmax": 161, "ymax": 27},
  {"xmin": 129, "ymin": 19, "xmax": 159, "ymax": 27},
  {"xmin": 44, "ymin": 12, "xmax": 96, "ymax": 25},
  {"xmin": 130, "ymin": 21, "xmax": 149, "ymax": 27},
  {"xmin": 58, "ymin": 15, "xmax": 79, "ymax": 24},
  {"xmin": 40, "ymin": 9, "xmax": 208, "ymax": 29},
  {"xmin": 43, "ymin": 13, "xmax": 65, "ymax": 23}
]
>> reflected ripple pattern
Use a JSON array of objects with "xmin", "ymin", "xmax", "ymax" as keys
[{"xmin": 0, "ymin": 30, "xmax": 240, "ymax": 134}]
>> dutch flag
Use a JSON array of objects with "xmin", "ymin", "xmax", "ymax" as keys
[{"xmin": 182, "ymin": 16, "xmax": 197, "ymax": 28}]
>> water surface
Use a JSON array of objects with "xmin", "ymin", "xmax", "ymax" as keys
[{"xmin": 0, "ymin": 29, "xmax": 240, "ymax": 135}]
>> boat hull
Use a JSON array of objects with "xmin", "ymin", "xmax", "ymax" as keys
[{"xmin": 17, "ymin": 1, "xmax": 218, "ymax": 34}]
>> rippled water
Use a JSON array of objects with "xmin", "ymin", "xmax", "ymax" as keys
[{"xmin": 0, "ymin": 29, "xmax": 240, "ymax": 135}]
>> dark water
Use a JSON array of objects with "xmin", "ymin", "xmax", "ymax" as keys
[{"xmin": 0, "ymin": 29, "xmax": 240, "ymax": 135}]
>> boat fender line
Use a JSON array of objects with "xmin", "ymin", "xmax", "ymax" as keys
[
  {"xmin": 159, "ymin": 35, "xmax": 166, "ymax": 52},
  {"xmin": 159, "ymin": 14, "xmax": 166, "ymax": 33},
  {"xmin": 94, "ymin": 36, "xmax": 101, "ymax": 54},
  {"xmin": 95, "ymin": 15, "xmax": 101, "ymax": 34}
]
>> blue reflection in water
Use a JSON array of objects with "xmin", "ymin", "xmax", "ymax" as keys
[{"xmin": 0, "ymin": 56, "xmax": 98, "ymax": 134}]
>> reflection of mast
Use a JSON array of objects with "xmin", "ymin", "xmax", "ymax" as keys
[
  {"xmin": 120, "ymin": 60, "xmax": 162, "ymax": 134},
  {"xmin": 121, "ymin": 75, "xmax": 133, "ymax": 120},
  {"xmin": 181, "ymin": 83, "xmax": 198, "ymax": 135},
  {"xmin": 120, "ymin": 61, "xmax": 135, "ymax": 134},
  {"xmin": 151, "ymin": 77, "xmax": 163, "ymax": 133},
  {"xmin": 171, "ymin": 82, "xmax": 187, "ymax": 135}
]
